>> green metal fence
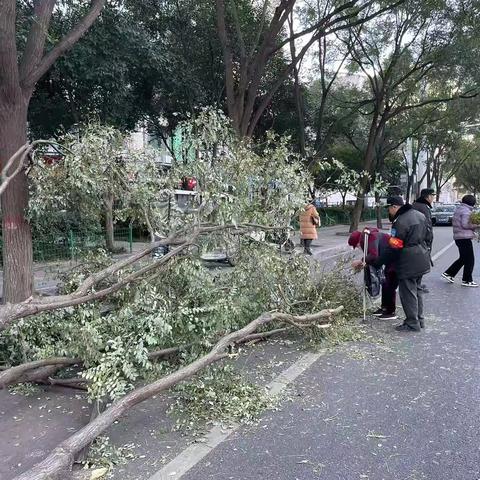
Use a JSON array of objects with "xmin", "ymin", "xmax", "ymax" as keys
[
  {"xmin": 318, "ymin": 207, "xmax": 386, "ymax": 227},
  {"xmin": 0, "ymin": 225, "xmax": 134, "ymax": 266},
  {"xmin": 0, "ymin": 209, "xmax": 386, "ymax": 265}
]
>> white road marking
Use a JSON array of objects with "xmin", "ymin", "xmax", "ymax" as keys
[
  {"xmin": 148, "ymin": 240, "xmax": 457, "ymax": 480},
  {"xmin": 147, "ymin": 352, "xmax": 325, "ymax": 480}
]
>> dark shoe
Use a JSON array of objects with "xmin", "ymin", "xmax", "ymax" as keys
[
  {"xmin": 420, "ymin": 284, "xmax": 429, "ymax": 293},
  {"xmin": 372, "ymin": 308, "xmax": 384, "ymax": 317},
  {"xmin": 304, "ymin": 249, "xmax": 313, "ymax": 256},
  {"xmin": 395, "ymin": 323, "xmax": 421, "ymax": 332},
  {"xmin": 461, "ymin": 281, "xmax": 478, "ymax": 288},
  {"xmin": 419, "ymin": 319, "xmax": 425, "ymax": 329},
  {"xmin": 442, "ymin": 273, "xmax": 454, "ymax": 284},
  {"xmin": 379, "ymin": 312, "xmax": 398, "ymax": 320}
]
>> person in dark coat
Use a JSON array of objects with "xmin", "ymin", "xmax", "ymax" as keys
[
  {"xmin": 349, "ymin": 229, "xmax": 398, "ymax": 320},
  {"xmin": 412, "ymin": 188, "xmax": 435, "ymax": 248},
  {"xmin": 412, "ymin": 188, "xmax": 435, "ymax": 293},
  {"xmin": 368, "ymin": 196, "xmax": 431, "ymax": 332}
]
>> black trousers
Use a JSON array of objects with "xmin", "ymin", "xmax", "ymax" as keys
[
  {"xmin": 303, "ymin": 239, "xmax": 313, "ymax": 252},
  {"xmin": 381, "ymin": 269, "xmax": 399, "ymax": 314},
  {"xmin": 444, "ymin": 239, "xmax": 475, "ymax": 282}
]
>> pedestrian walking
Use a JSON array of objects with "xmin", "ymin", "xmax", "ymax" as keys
[
  {"xmin": 349, "ymin": 229, "xmax": 399, "ymax": 320},
  {"xmin": 442, "ymin": 195, "xmax": 479, "ymax": 287},
  {"xmin": 412, "ymin": 188, "xmax": 435, "ymax": 293},
  {"xmin": 299, "ymin": 201, "xmax": 320, "ymax": 255},
  {"xmin": 368, "ymin": 196, "xmax": 431, "ymax": 332}
]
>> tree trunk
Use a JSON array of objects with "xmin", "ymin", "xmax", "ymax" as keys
[
  {"xmin": 350, "ymin": 196, "xmax": 364, "ymax": 233},
  {"xmin": 375, "ymin": 191, "xmax": 383, "ymax": 229},
  {"xmin": 349, "ymin": 108, "xmax": 383, "ymax": 232},
  {"xmin": 0, "ymin": 101, "xmax": 34, "ymax": 304},
  {"xmin": 104, "ymin": 194, "xmax": 116, "ymax": 252},
  {"xmin": 288, "ymin": 15, "xmax": 306, "ymax": 156}
]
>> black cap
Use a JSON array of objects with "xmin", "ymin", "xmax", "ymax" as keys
[
  {"xmin": 385, "ymin": 195, "xmax": 405, "ymax": 207},
  {"xmin": 420, "ymin": 188, "xmax": 435, "ymax": 198}
]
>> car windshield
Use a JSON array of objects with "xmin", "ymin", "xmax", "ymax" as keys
[{"xmin": 433, "ymin": 205, "xmax": 456, "ymax": 213}]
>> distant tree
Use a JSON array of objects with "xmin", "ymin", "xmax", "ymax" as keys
[{"xmin": 455, "ymin": 155, "xmax": 480, "ymax": 198}]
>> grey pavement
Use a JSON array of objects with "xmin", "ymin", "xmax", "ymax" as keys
[
  {"xmin": 2, "ymin": 226, "xmax": 472, "ymax": 480},
  {"xmin": 177, "ymin": 227, "xmax": 480, "ymax": 480}
]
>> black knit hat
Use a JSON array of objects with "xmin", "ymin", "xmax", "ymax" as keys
[
  {"xmin": 420, "ymin": 188, "xmax": 435, "ymax": 198},
  {"xmin": 462, "ymin": 194, "xmax": 476, "ymax": 207},
  {"xmin": 384, "ymin": 195, "xmax": 405, "ymax": 207}
]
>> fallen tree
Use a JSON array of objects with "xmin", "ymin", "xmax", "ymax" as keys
[
  {"xmin": 0, "ymin": 329, "xmax": 289, "ymax": 388},
  {"xmin": 12, "ymin": 306, "xmax": 342, "ymax": 480},
  {"xmin": 0, "ymin": 112, "xmax": 358, "ymax": 479},
  {"xmin": 0, "ymin": 222, "xmax": 285, "ymax": 331}
]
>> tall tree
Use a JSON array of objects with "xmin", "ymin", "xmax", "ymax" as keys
[
  {"xmin": 215, "ymin": 0, "xmax": 406, "ymax": 138},
  {"xmin": 455, "ymin": 154, "xmax": 480, "ymax": 198},
  {"xmin": 340, "ymin": 2, "xmax": 476, "ymax": 231},
  {"xmin": 0, "ymin": 0, "xmax": 105, "ymax": 303}
]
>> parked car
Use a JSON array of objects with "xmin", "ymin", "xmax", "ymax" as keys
[{"xmin": 431, "ymin": 204, "xmax": 456, "ymax": 225}]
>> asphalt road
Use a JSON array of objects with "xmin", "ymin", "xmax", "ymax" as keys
[{"xmin": 181, "ymin": 227, "xmax": 480, "ymax": 480}]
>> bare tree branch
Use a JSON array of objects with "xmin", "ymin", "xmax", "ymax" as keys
[
  {"xmin": 0, "ymin": 357, "xmax": 81, "ymax": 388},
  {"xmin": 0, "ymin": 140, "xmax": 62, "ymax": 196},
  {"xmin": 25, "ymin": 0, "xmax": 106, "ymax": 88},
  {"xmin": 19, "ymin": 0, "xmax": 56, "ymax": 86}
]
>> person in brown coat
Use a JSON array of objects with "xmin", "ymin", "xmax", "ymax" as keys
[{"xmin": 299, "ymin": 202, "xmax": 320, "ymax": 255}]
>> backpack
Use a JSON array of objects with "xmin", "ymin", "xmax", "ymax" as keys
[{"xmin": 364, "ymin": 265, "xmax": 385, "ymax": 297}]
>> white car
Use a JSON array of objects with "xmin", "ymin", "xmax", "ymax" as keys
[{"xmin": 431, "ymin": 204, "xmax": 456, "ymax": 225}]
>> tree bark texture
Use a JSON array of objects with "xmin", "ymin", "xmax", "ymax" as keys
[
  {"xmin": 104, "ymin": 194, "xmax": 117, "ymax": 252},
  {"xmin": 0, "ymin": 0, "xmax": 106, "ymax": 304},
  {"xmin": 0, "ymin": 100, "xmax": 34, "ymax": 303}
]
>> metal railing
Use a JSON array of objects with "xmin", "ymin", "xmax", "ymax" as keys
[{"xmin": 0, "ymin": 225, "xmax": 134, "ymax": 265}]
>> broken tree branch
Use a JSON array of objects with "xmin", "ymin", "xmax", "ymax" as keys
[
  {"xmin": 0, "ymin": 357, "xmax": 81, "ymax": 388},
  {"xmin": 0, "ymin": 325, "xmax": 298, "ymax": 390},
  {"xmin": 0, "ymin": 140, "xmax": 60, "ymax": 196},
  {"xmin": 0, "ymin": 223, "xmax": 285, "ymax": 331},
  {"xmin": 13, "ymin": 306, "xmax": 343, "ymax": 480}
]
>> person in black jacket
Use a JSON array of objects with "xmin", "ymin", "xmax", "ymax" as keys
[
  {"xmin": 412, "ymin": 188, "xmax": 435, "ymax": 246},
  {"xmin": 412, "ymin": 188, "xmax": 435, "ymax": 293},
  {"xmin": 369, "ymin": 196, "xmax": 431, "ymax": 332}
]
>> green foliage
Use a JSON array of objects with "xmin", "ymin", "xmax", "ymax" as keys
[
  {"xmin": 29, "ymin": 123, "xmax": 126, "ymax": 239},
  {"xmin": 1, "ymin": 243, "xmax": 355, "ymax": 402},
  {"xmin": 453, "ymin": 142, "xmax": 480, "ymax": 197},
  {"xmin": 2, "ymin": 112, "xmax": 358, "ymax": 408},
  {"xmin": 83, "ymin": 436, "xmax": 136, "ymax": 471},
  {"xmin": 470, "ymin": 211, "xmax": 480, "ymax": 225},
  {"xmin": 8, "ymin": 383, "xmax": 41, "ymax": 397},
  {"xmin": 168, "ymin": 365, "xmax": 272, "ymax": 432}
]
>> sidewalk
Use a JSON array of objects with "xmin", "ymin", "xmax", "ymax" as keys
[{"xmin": 294, "ymin": 219, "xmax": 390, "ymax": 261}]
